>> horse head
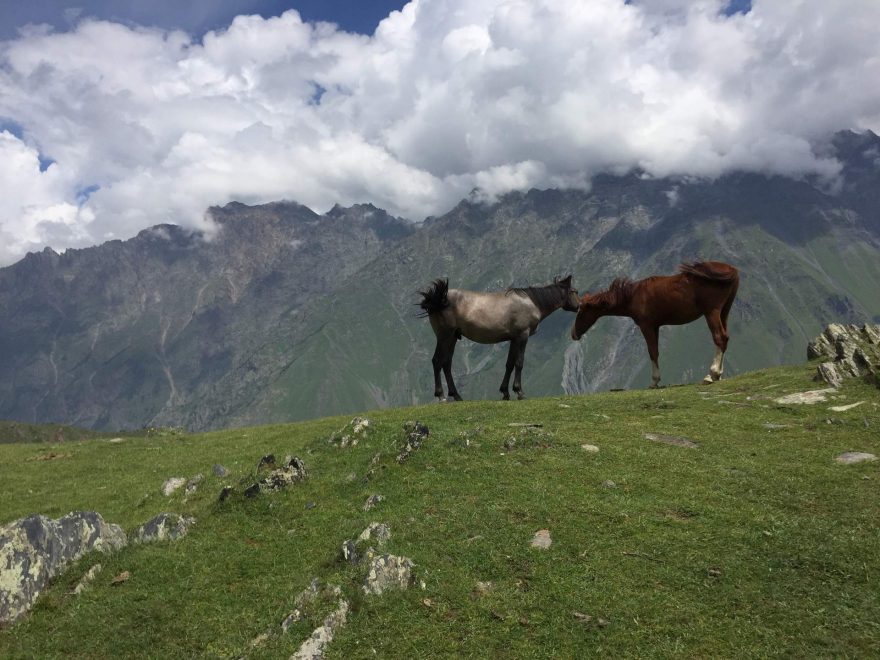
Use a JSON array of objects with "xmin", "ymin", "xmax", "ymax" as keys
[
  {"xmin": 571, "ymin": 292, "xmax": 603, "ymax": 340},
  {"xmin": 554, "ymin": 274, "xmax": 580, "ymax": 312}
]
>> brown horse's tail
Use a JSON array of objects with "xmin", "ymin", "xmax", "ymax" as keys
[
  {"xmin": 417, "ymin": 278, "xmax": 450, "ymax": 317},
  {"xmin": 678, "ymin": 261, "xmax": 738, "ymax": 283}
]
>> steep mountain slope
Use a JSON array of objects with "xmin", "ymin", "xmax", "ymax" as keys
[
  {"xmin": 2, "ymin": 131, "xmax": 879, "ymax": 431},
  {"xmin": 246, "ymin": 165, "xmax": 880, "ymax": 425},
  {"xmin": 0, "ymin": 202, "xmax": 413, "ymax": 430}
]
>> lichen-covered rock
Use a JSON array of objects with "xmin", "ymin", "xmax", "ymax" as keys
[
  {"xmin": 774, "ymin": 389, "xmax": 836, "ymax": 405},
  {"xmin": 397, "ymin": 421, "xmax": 429, "ymax": 463},
  {"xmin": 835, "ymin": 451, "xmax": 877, "ymax": 465},
  {"xmin": 808, "ymin": 323, "xmax": 880, "ymax": 388},
  {"xmin": 212, "ymin": 464, "xmax": 230, "ymax": 477},
  {"xmin": 161, "ymin": 477, "xmax": 186, "ymax": 496},
  {"xmin": 330, "ymin": 417, "xmax": 372, "ymax": 448},
  {"xmin": 291, "ymin": 598, "xmax": 349, "ymax": 659},
  {"xmin": 362, "ymin": 554, "xmax": 415, "ymax": 595},
  {"xmin": 131, "ymin": 513, "xmax": 195, "ymax": 544},
  {"xmin": 72, "ymin": 563, "xmax": 103, "ymax": 595},
  {"xmin": 245, "ymin": 457, "xmax": 308, "ymax": 497},
  {"xmin": 362, "ymin": 494, "xmax": 384, "ymax": 511},
  {"xmin": 184, "ymin": 474, "xmax": 203, "ymax": 496},
  {"xmin": 0, "ymin": 511, "xmax": 127, "ymax": 625}
]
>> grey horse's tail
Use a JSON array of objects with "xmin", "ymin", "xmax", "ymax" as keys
[{"xmin": 417, "ymin": 278, "xmax": 450, "ymax": 317}]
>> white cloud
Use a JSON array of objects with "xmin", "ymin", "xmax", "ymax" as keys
[{"xmin": 0, "ymin": 0, "xmax": 879, "ymax": 264}]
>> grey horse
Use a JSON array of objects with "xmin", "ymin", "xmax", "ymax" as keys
[{"xmin": 418, "ymin": 276, "xmax": 579, "ymax": 401}]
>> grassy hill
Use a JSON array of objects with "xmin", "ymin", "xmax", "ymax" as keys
[{"xmin": 1, "ymin": 364, "xmax": 878, "ymax": 657}]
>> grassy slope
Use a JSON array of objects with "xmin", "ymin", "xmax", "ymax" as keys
[{"xmin": 1, "ymin": 365, "xmax": 878, "ymax": 658}]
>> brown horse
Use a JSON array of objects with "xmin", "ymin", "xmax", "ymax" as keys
[
  {"xmin": 570, "ymin": 262, "xmax": 739, "ymax": 387},
  {"xmin": 419, "ymin": 276, "xmax": 580, "ymax": 401}
]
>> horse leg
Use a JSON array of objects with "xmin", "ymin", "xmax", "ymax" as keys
[
  {"xmin": 638, "ymin": 323, "xmax": 661, "ymax": 388},
  {"xmin": 512, "ymin": 335, "xmax": 529, "ymax": 400},
  {"xmin": 703, "ymin": 310, "xmax": 728, "ymax": 384},
  {"xmin": 499, "ymin": 340, "xmax": 516, "ymax": 400},
  {"xmin": 431, "ymin": 338, "xmax": 445, "ymax": 399},
  {"xmin": 441, "ymin": 336, "xmax": 463, "ymax": 401}
]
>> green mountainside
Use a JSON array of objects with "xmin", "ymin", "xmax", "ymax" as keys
[
  {"xmin": 1, "ymin": 365, "xmax": 878, "ymax": 657},
  {"xmin": 1, "ymin": 131, "xmax": 879, "ymax": 431}
]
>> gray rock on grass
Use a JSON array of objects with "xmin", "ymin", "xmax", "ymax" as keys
[
  {"xmin": 835, "ymin": 452, "xmax": 877, "ymax": 465},
  {"xmin": 0, "ymin": 511, "xmax": 127, "ymax": 625},
  {"xmin": 131, "ymin": 513, "xmax": 195, "ymax": 544},
  {"xmin": 808, "ymin": 323, "xmax": 880, "ymax": 388},
  {"xmin": 362, "ymin": 554, "xmax": 416, "ymax": 595},
  {"xmin": 161, "ymin": 477, "xmax": 186, "ymax": 496},
  {"xmin": 645, "ymin": 432, "xmax": 699, "ymax": 448}
]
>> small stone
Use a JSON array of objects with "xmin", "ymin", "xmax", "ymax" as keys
[
  {"xmin": 573, "ymin": 611, "xmax": 593, "ymax": 623},
  {"xmin": 707, "ymin": 568, "xmax": 722, "ymax": 578},
  {"xmin": 249, "ymin": 632, "xmax": 270, "ymax": 648},
  {"xmin": 835, "ymin": 451, "xmax": 877, "ymax": 465},
  {"xmin": 645, "ymin": 433, "xmax": 699, "ymax": 449},
  {"xmin": 161, "ymin": 477, "xmax": 186, "ymax": 496},
  {"xmin": 581, "ymin": 444, "xmax": 600, "ymax": 453},
  {"xmin": 358, "ymin": 522, "xmax": 391, "ymax": 547},
  {"xmin": 292, "ymin": 599, "xmax": 349, "ymax": 660},
  {"xmin": 108, "ymin": 437, "xmax": 125, "ymax": 444},
  {"xmin": 218, "ymin": 486, "xmax": 233, "ymax": 502},
  {"xmin": 362, "ymin": 554, "xmax": 415, "ymax": 595},
  {"xmin": 131, "ymin": 513, "xmax": 195, "ymax": 544},
  {"xmin": 363, "ymin": 494, "xmax": 385, "ymax": 511},
  {"xmin": 474, "ymin": 581, "xmax": 494, "ymax": 597},
  {"xmin": 257, "ymin": 454, "xmax": 276, "ymax": 472},
  {"xmin": 184, "ymin": 474, "xmax": 203, "ymax": 495},
  {"xmin": 72, "ymin": 564, "xmax": 103, "ymax": 595},
  {"xmin": 111, "ymin": 570, "xmax": 130, "ymax": 586},
  {"xmin": 601, "ymin": 479, "xmax": 617, "ymax": 489},
  {"xmin": 212, "ymin": 464, "xmax": 230, "ymax": 477},
  {"xmin": 305, "ymin": 501, "xmax": 316, "ymax": 510},
  {"xmin": 530, "ymin": 529, "xmax": 552, "ymax": 550}
]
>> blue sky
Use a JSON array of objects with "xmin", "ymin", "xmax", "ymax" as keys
[{"xmin": 0, "ymin": 1, "xmax": 410, "ymax": 39}]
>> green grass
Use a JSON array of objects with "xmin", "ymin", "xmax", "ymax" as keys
[{"xmin": 1, "ymin": 365, "xmax": 879, "ymax": 658}]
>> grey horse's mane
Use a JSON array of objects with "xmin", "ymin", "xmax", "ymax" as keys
[{"xmin": 507, "ymin": 277, "xmax": 570, "ymax": 314}]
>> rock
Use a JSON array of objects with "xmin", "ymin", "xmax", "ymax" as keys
[
  {"xmin": 72, "ymin": 564, "xmax": 103, "ymax": 595},
  {"xmin": 305, "ymin": 501, "xmax": 316, "ymax": 510},
  {"xmin": 257, "ymin": 454, "xmax": 277, "ymax": 472},
  {"xmin": 108, "ymin": 437, "xmax": 125, "ymax": 444},
  {"xmin": 601, "ymin": 479, "xmax": 617, "ymax": 489},
  {"xmin": 808, "ymin": 323, "xmax": 880, "ymax": 388},
  {"xmin": 341, "ymin": 540, "xmax": 361, "ymax": 565},
  {"xmin": 212, "ymin": 464, "xmax": 230, "ymax": 477},
  {"xmin": 363, "ymin": 494, "xmax": 385, "ymax": 511},
  {"xmin": 131, "ymin": 513, "xmax": 195, "ymax": 544},
  {"xmin": 184, "ymin": 474, "xmax": 203, "ymax": 495},
  {"xmin": 0, "ymin": 511, "xmax": 127, "ymax": 625},
  {"xmin": 829, "ymin": 401, "xmax": 866, "ymax": 412},
  {"xmin": 161, "ymin": 477, "xmax": 186, "ymax": 496},
  {"xmin": 292, "ymin": 598, "xmax": 349, "ymax": 659},
  {"xmin": 357, "ymin": 522, "xmax": 391, "ymax": 547},
  {"xmin": 110, "ymin": 570, "xmax": 130, "ymax": 586},
  {"xmin": 774, "ymin": 389, "xmax": 837, "ymax": 405},
  {"xmin": 362, "ymin": 554, "xmax": 416, "ymax": 595},
  {"xmin": 331, "ymin": 417, "xmax": 372, "ymax": 448},
  {"xmin": 645, "ymin": 432, "xmax": 699, "ymax": 448},
  {"xmin": 530, "ymin": 529, "xmax": 552, "ymax": 549},
  {"xmin": 473, "ymin": 581, "xmax": 494, "ymax": 597},
  {"xmin": 397, "ymin": 421, "xmax": 429, "ymax": 463},
  {"xmin": 581, "ymin": 444, "xmax": 600, "ymax": 453},
  {"xmin": 835, "ymin": 452, "xmax": 877, "ymax": 465},
  {"xmin": 282, "ymin": 578, "xmax": 343, "ymax": 633},
  {"xmin": 218, "ymin": 486, "xmax": 234, "ymax": 502},
  {"xmin": 245, "ymin": 456, "xmax": 307, "ymax": 497}
]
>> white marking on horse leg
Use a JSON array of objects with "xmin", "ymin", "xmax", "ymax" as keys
[
  {"xmin": 650, "ymin": 360, "xmax": 661, "ymax": 388},
  {"xmin": 703, "ymin": 347, "xmax": 724, "ymax": 383}
]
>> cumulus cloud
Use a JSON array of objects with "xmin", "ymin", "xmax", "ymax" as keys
[{"xmin": 1, "ymin": 0, "xmax": 879, "ymax": 264}]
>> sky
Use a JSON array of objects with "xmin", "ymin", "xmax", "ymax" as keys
[{"xmin": 0, "ymin": 0, "xmax": 879, "ymax": 265}]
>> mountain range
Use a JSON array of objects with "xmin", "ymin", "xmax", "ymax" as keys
[{"xmin": 2, "ymin": 130, "xmax": 879, "ymax": 431}]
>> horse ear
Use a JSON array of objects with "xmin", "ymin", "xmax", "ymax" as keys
[{"xmin": 559, "ymin": 274, "xmax": 572, "ymax": 288}]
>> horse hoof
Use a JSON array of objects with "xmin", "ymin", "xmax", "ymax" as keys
[
  {"xmin": 501, "ymin": 394, "xmax": 510, "ymax": 401},
  {"xmin": 517, "ymin": 394, "xmax": 526, "ymax": 401},
  {"xmin": 702, "ymin": 376, "xmax": 714, "ymax": 385},
  {"xmin": 649, "ymin": 384, "xmax": 660, "ymax": 390}
]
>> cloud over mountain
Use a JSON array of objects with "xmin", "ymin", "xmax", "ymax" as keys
[{"xmin": 1, "ymin": 0, "xmax": 879, "ymax": 264}]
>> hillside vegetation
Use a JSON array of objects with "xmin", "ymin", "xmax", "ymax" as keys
[{"xmin": 1, "ymin": 364, "xmax": 878, "ymax": 658}]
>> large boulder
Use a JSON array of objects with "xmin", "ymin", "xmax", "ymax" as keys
[
  {"xmin": 808, "ymin": 323, "xmax": 880, "ymax": 388},
  {"xmin": 0, "ymin": 511, "xmax": 127, "ymax": 626}
]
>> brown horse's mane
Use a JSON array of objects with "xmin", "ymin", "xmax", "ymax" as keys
[{"xmin": 592, "ymin": 277, "xmax": 637, "ymax": 308}]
